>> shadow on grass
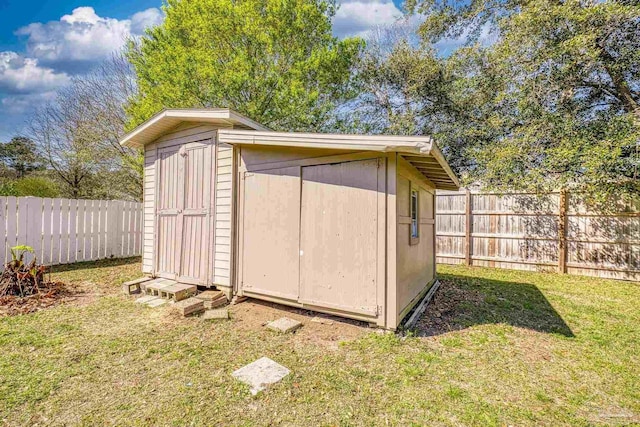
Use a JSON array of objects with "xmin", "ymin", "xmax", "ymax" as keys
[
  {"xmin": 47, "ymin": 256, "xmax": 141, "ymax": 274},
  {"xmin": 415, "ymin": 272, "xmax": 574, "ymax": 338}
]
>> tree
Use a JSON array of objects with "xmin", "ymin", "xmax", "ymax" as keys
[
  {"xmin": 29, "ymin": 54, "xmax": 143, "ymax": 200},
  {"xmin": 67, "ymin": 54, "xmax": 143, "ymax": 199},
  {"xmin": 29, "ymin": 95, "xmax": 103, "ymax": 199},
  {"xmin": 403, "ymin": 0, "xmax": 640, "ymax": 198},
  {"xmin": 126, "ymin": 0, "xmax": 363, "ymax": 132},
  {"xmin": 13, "ymin": 176, "xmax": 60, "ymax": 198},
  {"xmin": 337, "ymin": 22, "xmax": 476, "ymax": 174},
  {"xmin": 0, "ymin": 137, "xmax": 43, "ymax": 178}
]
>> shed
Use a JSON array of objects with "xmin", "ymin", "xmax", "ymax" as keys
[{"xmin": 120, "ymin": 108, "xmax": 459, "ymax": 329}]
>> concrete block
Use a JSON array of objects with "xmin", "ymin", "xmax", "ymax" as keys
[
  {"xmin": 266, "ymin": 317, "xmax": 302, "ymax": 334},
  {"xmin": 122, "ymin": 277, "xmax": 151, "ymax": 295},
  {"xmin": 202, "ymin": 309, "xmax": 229, "ymax": 320},
  {"xmin": 173, "ymin": 297, "xmax": 205, "ymax": 316},
  {"xmin": 145, "ymin": 281, "xmax": 172, "ymax": 296},
  {"xmin": 159, "ymin": 283, "xmax": 197, "ymax": 301},
  {"xmin": 231, "ymin": 357, "xmax": 290, "ymax": 395}
]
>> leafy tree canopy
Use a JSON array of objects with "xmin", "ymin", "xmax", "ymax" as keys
[
  {"xmin": 0, "ymin": 137, "xmax": 43, "ymax": 179},
  {"xmin": 126, "ymin": 0, "xmax": 363, "ymax": 132},
  {"xmin": 354, "ymin": 1, "xmax": 640, "ymax": 199},
  {"xmin": 0, "ymin": 176, "xmax": 60, "ymax": 198}
]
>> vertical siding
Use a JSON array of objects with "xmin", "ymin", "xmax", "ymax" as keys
[
  {"xmin": 142, "ymin": 147, "xmax": 156, "ymax": 273},
  {"xmin": 214, "ymin": 143, "xmax": 233, "ymax": 286}
]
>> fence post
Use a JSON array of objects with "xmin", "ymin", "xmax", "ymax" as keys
[
  {"xmin": 558, "ymin": 190, "xmax": 568, "ymax": 274},
  {"xmin": 465, "ymin": 189, "xmax": 472, "ymax": 266}
]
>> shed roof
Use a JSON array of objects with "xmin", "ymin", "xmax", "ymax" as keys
[
  {"xmin": 119, "ymin": 108, "xmax": 270, "ymax": 149},
  {"xmin": 119, "ymin": 108, "xmax": 459, "ymax": 190},
  {"xmin": 218, "ymin": 129, "xmax": 460, "ymax": 190}
]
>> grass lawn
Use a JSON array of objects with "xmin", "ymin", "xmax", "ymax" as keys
[{"xmin": 1, "ymin": 258, "xmax": 638, "ymax": 426}]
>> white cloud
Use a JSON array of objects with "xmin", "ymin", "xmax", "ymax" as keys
[
  {"xmin": 1, "ymin": 91, "xmax": 57, "ymax": 114},
  {"xmin": 130, "ymin": 8, "xmax": 164, "ymax": 35},
  {"xmin": 15, "ymin": 6, "xmax": 163, "ymax": 64},
  {"xmin": 333, "ymin": 0, "xmax": 403, "ymax": 38},
  {"xmin": 0, "ymin": 6, "xmax": 163, "ymax": 140},
  {"xmin": 0, "ymin": 51, "xmax": 69, "ymax": 94}
]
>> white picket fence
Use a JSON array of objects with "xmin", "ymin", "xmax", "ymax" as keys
[{"xmin": 0, "ymin": 197, "xmax": 143, "ymax": 267}]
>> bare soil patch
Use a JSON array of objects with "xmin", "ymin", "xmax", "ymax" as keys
[
  {"xmin": 415, "ymin": 278, "xmax": 484, "ymax": 336},
  {"xmin": 230, "ymin": 298, "xmax": 370, "ymax": 349}
]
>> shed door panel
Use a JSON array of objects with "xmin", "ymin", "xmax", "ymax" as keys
[
  {"xmin": 179, "ymin": 142, "xmax": 213, "ymax": 284},
  {"xmin": 156, "ymin": 147, "xmax": 182, "ymax": 279},
  {"xmin": 241, "ymin": 167, "xmax": 300, "ymax": 299},
  {"xmin": 299, "ymin": 159, "xmax": 379, "ymax": 315},
  {"xmin": 155, "ymin": 140, "xmax": 213, "ymax": 285}
]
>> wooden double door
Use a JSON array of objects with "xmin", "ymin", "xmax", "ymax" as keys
[
  {"xmin": 155, "ymin": 139, "xmax": 214, "ymax": 285},
  {"xmin": 240, "ymin": 158, "xmax": 382, "ymax": 318}
]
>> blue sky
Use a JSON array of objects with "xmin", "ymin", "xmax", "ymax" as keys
[{"xmin": 0, "ymin": 0, "xmax": 461, "ymax": 142}]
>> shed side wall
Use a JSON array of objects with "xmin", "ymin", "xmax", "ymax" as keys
[{"xmin": 396, "ymin": 157, "xmax": 436, "ymax": 323}]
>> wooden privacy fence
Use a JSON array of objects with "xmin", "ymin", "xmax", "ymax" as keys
[
  {"xmin": 436, "ymin": 190, "xmax": 640, "ymax": 282},
  {"xmin": 0, "ymin": 197, "xmax": 143, "ymax": 267}
]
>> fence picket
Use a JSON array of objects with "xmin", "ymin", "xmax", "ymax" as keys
[
  {"xmin": 5, "ymin": 197, "xmax": 16, "ymax": 264},
  {"xmin": 42, "ymin": 198, "xmax": 53, "ymax": 265},
  {"xmin": 98, "ymin": 200, "xmax": 107, "ymax": 259},
  {"xmin": 77, "ymin": 200, "xmax": 86, "ymax": 262},
  {"xmin": 85, "ymin": 200, "xmax": 99, "ymax": 259},
  {"xmin": 26, "ymin": 198, "xmax": 42, "ymax": 265}
]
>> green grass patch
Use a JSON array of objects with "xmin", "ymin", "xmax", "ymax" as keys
[{"xmin": 0, "ymin": 260, "xmax": 638, "ymax": 425}]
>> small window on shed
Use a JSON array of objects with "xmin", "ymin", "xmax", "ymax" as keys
[{"xmin": 411, "ymin": 188, "xmax": 419, "ymax": 244}]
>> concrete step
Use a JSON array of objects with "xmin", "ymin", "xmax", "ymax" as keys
[
  {"xmin": 122, "ymin": 277, "xmax": 152, "ymax": 295},
  {"xmin": 196, "ymin": 290, "xmax": 228, "ymax": 309},
  {"xmin": 172, "ymin": 297, "xmax": 205, "ymax": 316},
  {"xmin": 159, "ymin": 283, "xmax": 197, "ymax": 301},
  {"xmin": 205, "ymin": 297, "xmax": 228, "ymax": 309},
  {"xmin": 144, "ymin": 279, "xmax": 176, "ymax": 296}
]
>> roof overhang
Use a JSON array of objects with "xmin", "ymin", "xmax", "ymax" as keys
[
  {"xmin": 218, "ymin": 129, "xmax": 460, "ymax": 190},
  {"xmin": 119, "ymin": 108, "xmax": 270, "ymax": 149}
]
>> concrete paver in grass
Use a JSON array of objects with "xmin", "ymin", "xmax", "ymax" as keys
[
  {"xmin": 135, "ymin": 295, "xmax": 168, "ymax": 308},
  {"xmin": 202, "ymin": 309, "xmax": 229, "ymax": 320},
  {"xmin": 135, "ymin": 295, "xmax": 158, "ymax": 304},
  {"xmin": 265, "ymin": 317, "xmax": 302, "ymax": 333},
  {"xmin": 232, "ymin": 357, "xmax": 291, "ymax": 395},
  {"xmin": 146, "ymin": 298, "xmax": 168, "ymax": 308}
]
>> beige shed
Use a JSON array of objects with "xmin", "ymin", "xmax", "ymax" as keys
[{"xmin": 120, "ymin": 109, "xmax": 459, "ymax": 329}]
